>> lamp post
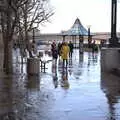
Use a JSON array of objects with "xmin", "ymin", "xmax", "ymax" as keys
[
  {"xmin": 87, "ymin": 25, "xmax": 92, "ymax": 48},
  {"xmin": 33, "ymin": 28, "xmax": 35, "ymax": 42},
  {"xmin": 109, "ymin": 0, "xmax": 118, "ymax": 47}
]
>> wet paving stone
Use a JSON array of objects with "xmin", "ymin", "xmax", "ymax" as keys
[{"xmin": 0, "ymin": 49, "xmax": 120, "ymax": 120}]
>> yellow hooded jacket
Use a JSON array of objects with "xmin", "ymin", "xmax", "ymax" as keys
[{"xmin": 61, "ymin": 44, "xmax": 70, "ymax": 60}]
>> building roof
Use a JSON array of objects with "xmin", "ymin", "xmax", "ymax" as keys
[{"xmin": 61, "ymin": 18, "xmax": 92, "ymax": 36}]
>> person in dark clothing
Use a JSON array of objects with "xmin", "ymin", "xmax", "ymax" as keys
[
  {"xmin": 91, "ymin": 40, "xmax": 95, "ymax": 53},
  {"xmin": 51, "ymin": 41, "xmax": 58, "ymax": 63},
  {"xmin": 58, "ymin": 42, "xmax": 62, "ymax": 57},
  {"xmin": 68, "ymin": 41, "xmax": 74, "ymax": 58},
  {"xmin": 51, "ymin": 41, "xmax": 56, "ymax": 57},
  {"xmin": 53, "ymin": 48, "xmax": 58, "ymax": 60},
  {"xmin": 91, "ymin": 40, "xmax": 98, "ymax": 53}
]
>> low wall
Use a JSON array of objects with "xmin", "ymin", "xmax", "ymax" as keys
[{"xmin": 101, "ymin": 48, "xmax": 120, "ymax": 72}]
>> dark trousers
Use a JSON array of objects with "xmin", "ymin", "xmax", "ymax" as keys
[
  {"xmin": 63, "ymin": 59, "xmax": 68, "ymax": 67},
  {"xmin": 69, "ymin": 51, "xmax": 73, "ymax": 58}
]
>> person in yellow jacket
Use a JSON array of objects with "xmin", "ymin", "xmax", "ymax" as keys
[{"xmin": 60, "ymin": 42, "xmax": 70, "ymax": 67}]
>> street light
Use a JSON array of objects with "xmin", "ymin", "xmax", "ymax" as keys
[
  {"xmin": 109, "ymin": 0, "xmax": 118, "ymax": 47},
  {"xmin": 33, "ymin": 28, "xmax": 35, "ymax": 42},
  {"xmin": 87, "ymin": 25, "xmax": 92, "ymax": 48}
]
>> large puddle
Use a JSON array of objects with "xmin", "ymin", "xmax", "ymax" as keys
[{"xmin": 0, "ymin": 48, "xmax": 120, "ymax": 120}]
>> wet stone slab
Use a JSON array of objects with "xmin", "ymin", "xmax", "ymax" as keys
[{"xmin": 0, "ymin": 49, "xmax": 120, "ymax": 120}]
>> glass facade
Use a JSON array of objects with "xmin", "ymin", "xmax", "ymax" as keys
[{"xmin": 61, "ymin": 18, "xmax": 88, "ymax": 36}]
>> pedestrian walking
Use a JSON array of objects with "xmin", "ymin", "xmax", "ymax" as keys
[
  {"xmin": 51, "ymin": 41, "xmax": 58, "ymax": 63},
  {"xmin": 58, "ymin": 40, "xmax": 65, "ymax": 58},
  {"xmin": 68, "ymin": 41, "xmax": 74, "ymax": 58},
  {"xmin": 60, "ymin": 42, "xmax": 70, "ymax": 67},
  {"xmin": 92, "ymin": 40, "xmax": 98, "ymax": 53},
  {"xmin": 57, "ymin": 42, "xmax": 62, "ymax": 57},
  {"xmin": 92, "ymin": 40, "xmax": 95, "ymax": 53}
]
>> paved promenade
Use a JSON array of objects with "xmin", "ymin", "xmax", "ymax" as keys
[{"xmin": 0, "ymin": 48, "xmax": 120, "ymax": 120}]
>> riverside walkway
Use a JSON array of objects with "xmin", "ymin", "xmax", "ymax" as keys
[{"xmin": 0, "ymin": 48, "xmax": 120, "ymax": 120}]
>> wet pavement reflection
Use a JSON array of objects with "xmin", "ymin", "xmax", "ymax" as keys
[
  {"xmin": 101, "ymin": 73, "xmax": 120, "ymax": 120},
  {"xmin": 1, "ymin": 49, "xmax": 120, "ymax": 119}
]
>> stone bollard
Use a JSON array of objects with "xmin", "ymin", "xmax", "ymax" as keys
[
  {"xmin": 27, "ymin": 58, "xmax": 40, "ymax": 75},
  {"xmin": 101, "ymin": 48, "xmax": 120, "ymax": 72}
]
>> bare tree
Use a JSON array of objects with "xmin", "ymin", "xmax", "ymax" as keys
[
  {"xmin": 19, "ymin": 0, "xmax": 54, "ymax": 57},
  {"xmin": 0, "ymin": 0, "xmax": 22, "ymax": 74},
  {"xmin": 0, "ymin": 0, "xmax": 54, "ymax": 74}
]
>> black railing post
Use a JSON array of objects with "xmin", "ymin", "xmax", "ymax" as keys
[{"xmin": 109, "ymin": 0, "xmax": 118, "ymax": 47}]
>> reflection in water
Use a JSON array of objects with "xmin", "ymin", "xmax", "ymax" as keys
[
  {"xmin": 79, "ymin": 53, "xmax": 84, "ymax": 64},
  {"xmin": 0, "ymin": 49, "xmax": 108, "ymax": 120},
  {"xmin": 87, "ymin": 52, "xmax": 91, "ymax": 67},
  {"xmin": 69, "ymin": 58, "xmax": 72, "ymax": 66},
  {"xmin": 92, "ymin": 53, "xmax": 98, "ymax": 64},
  {"xmin": 78, "ymin": 54, "xmax": 84, "ymax": 75},
  {"xmin": 0, "ymin": 74, "xmax": 28, "ymax": 119},
  {"xmin": 87, "ymin": 52, "xmax": 98, "ymax": 67},
  {"xmin": 68, "ymin": 57, "xmax": 73, "ymax": 76},
  {"xmin": 68, "ymin": 69, "xmax": 72, "ymax": 76},
  {"xmin": 60, "ymin": 67, "xmax": 69, "ymax": 89},
  {"xmin": 0, "ymin": 76, "xmax": 13, "ymax": 119},
  {"xmin": 57, "ymin": 58, "xmax": 70, "ymax": 89},
  {"xmin": 26, "ymin": 75, "xmax": 40, "ymax": 91},
  {"xmin": 101, "ymin": 73, "xmax": 120, "ymax": 120},
  {"xmin": 52, "ymin": 61, "xmax": 58, "ymax": 88}
]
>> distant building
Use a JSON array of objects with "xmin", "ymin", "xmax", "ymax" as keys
[
  {"xmin": 0, "ymin": 18, "xmax": 120, "ymax": 47},
  {"xmin": 35, "ymin": 18, "xmax": 119, "ymax": 46},
  {"xmin": 36, "ymin": 16, "xmax": 120, "ymax": 46}
]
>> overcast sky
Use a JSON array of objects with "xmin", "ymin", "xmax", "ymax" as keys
[{"xmin": 40, "ymin": 0, "xmax": 120, "ymax": 33}]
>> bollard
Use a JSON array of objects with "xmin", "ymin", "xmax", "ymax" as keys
[{"xmin": 27, "ymin": 58, "xmax": 40, "ymax": 75}]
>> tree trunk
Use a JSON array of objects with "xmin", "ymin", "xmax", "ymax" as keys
[{"xmin": 3, "ymin": 40, "xmax": 13, "ymax": 74}]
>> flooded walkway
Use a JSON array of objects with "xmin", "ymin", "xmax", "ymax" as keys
[{"xmin": 0, "ymin": 49, "xmax": 120, "ymax": 120}]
